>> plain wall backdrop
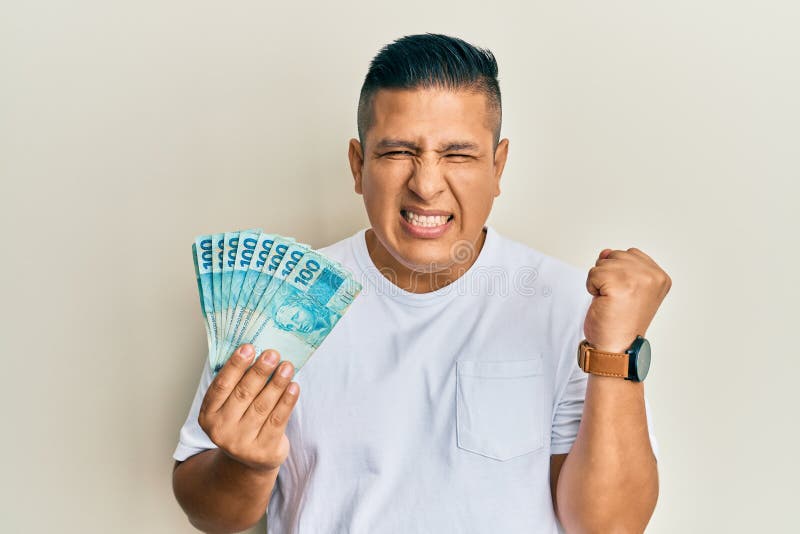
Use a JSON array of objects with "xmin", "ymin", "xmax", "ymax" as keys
[{"xmin": 1, "ymin": 1, "xmax": 798, "ymax": 532}]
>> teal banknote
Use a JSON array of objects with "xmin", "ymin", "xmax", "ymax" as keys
[
  {"xmin": 221, "ymin": 229, "xmax": 260, "ymax": 356},
  {"xmin": 228, "ymin": 234, "xmax": 285, "ymax": 352},
  {"xmin": 192, "ymin": 236, "xmax": 217, "ymax": 359},
  {"xmin": 192, "ymin": 230, "xmax": 360, "ymax": 374},
  {"xmin": 211, "ymin": 233, "xmax": 225, "ymax": 352},
  {"xmin": 234, "ymin": 236, "xmax": 301, "ymax": 358},
  {"xmin": 217, "ymin": 229, "xmax": 262, "ymax": 363},
  {"xmin": 246, "ymin": 249, "xmax": 362, "ymax": 373},
  {"xmin": 222, "ymin": 232, "xmax": 276, "ymax": 359}
]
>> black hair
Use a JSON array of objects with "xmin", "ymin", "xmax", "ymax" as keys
[{"xmin": 357, "ymin": 33, "xmax": 502, "ymax": 150}]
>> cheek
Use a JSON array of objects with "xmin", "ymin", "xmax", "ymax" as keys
[
  {"xmin": 361, "ymin": 183, "xmax": 395, "ymax": 228},
  {"xmin": 449, "ymin": 167, "xmax": 497, "ymax": 213},
  {"xmin": 362, "ymin": 163, "xmax": 409, "ymax": 210}
]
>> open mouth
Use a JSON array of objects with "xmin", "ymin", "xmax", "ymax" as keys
[{"xmin": 400, "ymin": 209, "xmax": 454, "ymax": 228}]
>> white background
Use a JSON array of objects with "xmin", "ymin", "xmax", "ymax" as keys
[{"xmin": 1, "ymin": 1, "xmax": 797, "ymax": 532}]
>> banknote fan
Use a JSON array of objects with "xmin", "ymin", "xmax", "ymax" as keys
[{"xmin": 192, "ymin": 229, "xmax": 362, "ymax": 374}]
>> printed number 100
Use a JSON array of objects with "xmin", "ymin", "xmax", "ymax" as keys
[{"xmin": 294, "ymin": 259, "xmax": 321, "ymax": 286}]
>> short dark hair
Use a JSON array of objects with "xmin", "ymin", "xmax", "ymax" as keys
[{"xmin": 357, "ymin": 33, "xmax": 502, "ymax": 150}]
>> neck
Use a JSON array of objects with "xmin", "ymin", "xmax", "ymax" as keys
[{"xmin": 365, "ymin": 228, "xmax": 487, "ymax": 294}]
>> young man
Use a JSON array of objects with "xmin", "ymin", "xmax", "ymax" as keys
[{"xmin": 173, "ymin": 33, "xmax": 669, "ymax": 533}]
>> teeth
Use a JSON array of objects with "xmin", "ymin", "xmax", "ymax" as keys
[{"xmin": 403, "ymin": 210, "xmax": 450, "ymax": 227}]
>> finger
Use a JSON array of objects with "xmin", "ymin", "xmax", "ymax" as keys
[
  {"xmin": 586, "ymin": 265, "xmax": 605, "ymax": 296},
  {"xmin": 200, "ymin": 344, "xmax": 256, "ymax": 414},
  {"xmin": 595, "ymin": 248, "xmax": 633, "ymax": 266},
  {"xmin": 604, "ymin": 249, "xmax": 637, "ymax": 261},
  {"xmin": 625, "ymin": 247, "xmax": 659, "ymax": 267},
  {"xmin": 595, "ymin": 254, "xmax": 610, "ymax": 267},
  {"xmin": 605, "ymin": 247, "xmax": 655, "ymax": 265},
  {"xmin": 242, "ymin": 360, "xmax": 296, "ymax": 429},
  {"xmin": 596, "ymin": 248, "xmax": 646, "ymax": 268},
  {"xmin": 586, "ymin": 264, "xmax": 629, "ymax": 296},
  {"xmin": 256, "ymin": 379, "xmax": 300, "ymax": 442},
  {"xmin": 219, "ymin": 349, "xmax": 282, "ymax": 419}
]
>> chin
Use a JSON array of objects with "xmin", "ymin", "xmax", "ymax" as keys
[{"xmin": 392, "ymin": 243, "xmax": 455, "ymax": 273}]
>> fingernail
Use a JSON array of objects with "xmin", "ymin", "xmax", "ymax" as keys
[
  {"xmin": 263, "ymin": 351, "xmax": 279, "ymax": 365},
  {"xmin": 287, "ymin": 383, "xmax": 299, "ymax": 395},
  {"xmin": 279, "ymin": 363, "xmax": 293, "ymax": 377},
  {"xmin": 238, "ymin": 345, "xmax": 254, "ymax": 360}
]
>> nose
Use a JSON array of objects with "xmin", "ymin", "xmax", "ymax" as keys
[{"xmin": 407, "ymin": 157, "xmax": 446, "ymax": 201}]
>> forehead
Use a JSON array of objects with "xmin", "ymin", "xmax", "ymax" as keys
[{"xmin": 368, "ymin": 88, "xmax": 493, "ymax": 146}]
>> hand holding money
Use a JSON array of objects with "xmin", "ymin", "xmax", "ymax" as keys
[
  {"xmin": 198, "ymin": 344, "xmax": 299, "ymax": 472},
  {"xmin": 190, "ymin": 228, "xmax": 361, "ymax": 473}
]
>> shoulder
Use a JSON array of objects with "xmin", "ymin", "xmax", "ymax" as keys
[
  {"xmin": 488, "ymin": 227, "xmax": 591, "ymax": 314},
  {"xmin": 316, "ymin": 229, "xmax": 364, "ymax": 274}
]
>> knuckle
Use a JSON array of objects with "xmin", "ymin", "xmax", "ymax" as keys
[
  {"xmin": 232, "ymin": 384, "xmax": 251, "ymax": 402},
  {"xmin": 204, "ymin": 422, "xmax": 222, "ymax": 443},
  {"xmin": 661, "ymin": 273, "xmax": 672, "ymax": 293},
  {"xmin": 198, "ymin": 399, "xmax": 210, "ymax": 417},
  {"xmin": 282, "ymin": 388, "xmax": 299, "ymax": 406},
  {"xmin": 625, "ymin": 276, "xmax": 638, "ymax": 291},
  {"xmin": 268, "ymin": 373, "xmax": 289, "ymax": 391},
  {"xmin": 251, "ymin": 398, "xmax": 272, "ymax": 417},
  {"xmin": 278, "ymin": 396, "xmax": 293, "ymax": 411},
  {"xmin": 267, "ymin": 411, "xmax": 285, "ymax": 427},
  {"xmin": 197, "ymin": 411, "xmax": 209, "ymax": 431},
  {"xmin": 209, "ymin": 379, "xmax": 229, "ymax": 396},
  {"xmin": 648, "ymin": 270, "xmax": 666, "ymax": 288},
  {"xmin": 249, "ymin": 362, "xmax": 270, "ymax": 379},
  {"xmin": 225, "ymin": 354, "xmax": 244, "ymax": 369}
]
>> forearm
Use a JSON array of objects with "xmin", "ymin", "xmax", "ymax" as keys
[
  {"xmin": 556, "ymin": 375, "xmax": 659, "ymax": 533},
  {"xmin": 173, "ymin": 448, "xmax": 278, "ymax": 533}
]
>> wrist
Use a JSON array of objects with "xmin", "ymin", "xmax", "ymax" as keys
[
  {"xmin": 585, "ymin": 335, "xmax": 638, "ymax": 354},
  {"xmin": 214, "ymin": 448, "xmax": 280, "ymax": 483}
]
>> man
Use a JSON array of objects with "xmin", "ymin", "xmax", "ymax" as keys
[{"xmin": 173, "ymin": 33, "xmax": 669, "ymax": 533}]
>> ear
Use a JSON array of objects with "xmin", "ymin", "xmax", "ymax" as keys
[
  {"xmin": 492, "ymin": 138, "xmax": 509, "ymax": 197},
  {"xmin": 348, "ymin": 138, "xmax": 365, "ymax": 195}
]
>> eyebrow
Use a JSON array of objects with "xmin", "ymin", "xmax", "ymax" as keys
[{"xmin": 374, "ymin": 138, "xmax": 480, "ymax": 153}]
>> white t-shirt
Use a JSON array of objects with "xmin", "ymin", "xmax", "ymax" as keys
[{"xmin": 174, "ymin": 226, "xmax": 659, "ymax": 533}]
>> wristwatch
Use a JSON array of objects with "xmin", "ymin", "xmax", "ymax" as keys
[{"xmin": 577, "ymin": 336, "xmax": 651, "ymax": 382}]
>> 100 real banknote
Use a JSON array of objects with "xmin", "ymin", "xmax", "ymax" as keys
[{"xmin": 192, "ymin": 229, "xmax": 362, "ymax": 374}]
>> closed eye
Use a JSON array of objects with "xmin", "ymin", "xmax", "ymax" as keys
[{"xmin": 383, "ymin": 151, "xmax": 414, "ymax": 157}]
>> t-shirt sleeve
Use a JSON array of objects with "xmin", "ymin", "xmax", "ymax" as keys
[
  {"xmin": 549, "ymin": 295, "xmax": 660, "ymax": 460},
  {"xmin": 173, "ymin": 362, "xmax": 218, "ymax": 462}
]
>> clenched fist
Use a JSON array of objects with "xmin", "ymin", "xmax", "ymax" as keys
[
  {"xmin": 584, "ymin": 248, "xmax": 672, "ymax": 353},
  {"xmin": 198, "ymin": 344, "xmax": 300, "ymax": 473}
]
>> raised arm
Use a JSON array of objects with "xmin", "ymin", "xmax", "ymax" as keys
[{"xmin": 553, "ymin": 247, "xmax": 670, "ymax": 533}]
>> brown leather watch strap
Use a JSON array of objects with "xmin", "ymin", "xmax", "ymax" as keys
[{"xmin": 577, "ymin": 340, "xmax": 630, "ymax": 378}]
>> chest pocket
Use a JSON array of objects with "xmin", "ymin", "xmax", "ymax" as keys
[{"xmin": 456, "ymin": 357, "xmax": 546, "ymax": 461}]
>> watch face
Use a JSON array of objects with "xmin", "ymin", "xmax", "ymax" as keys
[{"xmin": 635, "ymin": 338, "xmax": 651, "ymax": 381}]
